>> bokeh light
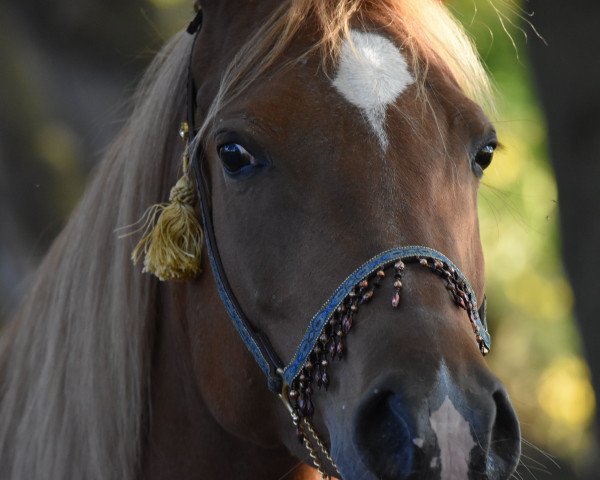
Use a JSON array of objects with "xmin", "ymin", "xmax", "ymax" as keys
[{"xmin": 449, "ymin": 0, "xmax": 596, "ymax": 470}]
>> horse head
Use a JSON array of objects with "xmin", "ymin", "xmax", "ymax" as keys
[{"xmin": 147, "ymin": 1, "xmax": 520, "ymax": 479}]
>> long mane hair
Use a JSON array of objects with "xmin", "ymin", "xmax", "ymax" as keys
[
  {"xmin": 0, "ymin": 1, "xmax": 491, "ymax": 478},
  {"xmin": 0, "ymin": 31, "xmax": 193, "ymax": 480}
]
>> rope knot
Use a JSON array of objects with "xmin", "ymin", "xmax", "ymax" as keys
[
  {"xmin": 169, "ymin": 175, "xmax": 196, "ymax": 204},
  {"xmin": 129, "ymin": 171, "xmax": 203, "ymax": 281}
]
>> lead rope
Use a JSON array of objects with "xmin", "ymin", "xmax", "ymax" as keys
[
  {"xmin": 303, "ymin": 418, "xmax": 341, "ymax": 478},
  {"xmin": 281, "ymin": 380, "xmax": 341, "ymax": 479},
  {"xmin": 292, "ymin": 414, "xmax": 338, "ymax": 479}
]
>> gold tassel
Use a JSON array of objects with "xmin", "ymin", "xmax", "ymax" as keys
[{"xmin": 130, "ymin": 122, "xmax": 203, "ymax": 281}]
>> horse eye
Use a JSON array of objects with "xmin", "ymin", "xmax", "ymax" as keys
[
  {"xmin": 217, "ymin": 143, "xmax": 257, "ymax": 175},
  {"xmin": 474, "ymin": 144, "xmax": 496, "ymax": 172}
]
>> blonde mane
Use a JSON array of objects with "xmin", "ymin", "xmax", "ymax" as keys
[
  {"xmin": 0, "ymin": 2, "xmax": 492, "ymax": 479},
  {"xmin": 0, "ymin": 32, "xmax": 193, "ymax": 479}
]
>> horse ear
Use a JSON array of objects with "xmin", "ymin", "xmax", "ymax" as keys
[{"xmin": 129, "ymin": 122, "xmax": 204, "ymax": 281}]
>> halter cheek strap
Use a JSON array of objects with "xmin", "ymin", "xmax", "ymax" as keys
[{"xmin": 187, "ymin": 9, "xmax": 286, "ymax": 393}]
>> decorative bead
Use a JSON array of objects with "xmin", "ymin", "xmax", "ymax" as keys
[
  {"xmin": 393, "ymin": 279, "xmax": 402, "ymax": 289},
  {"xmin": 336, "ymin": 338, "xmax": 344, "ymax": 358},
  {"xmin": 305, "ymin": 361, "xmax": 314, "ymax": 371},
  {"xmin": 306, "ymin": 398, "xmax": 314, "ymax": 418},
  {"xmin": 392, "ymin": 292, "xmax": 400, "ymax": 308},
  {"xmin": 179, "ymin": 122, "xmax": 190, "ymax": 140},
  {"xmin": 289, "ymin": 389, "xmax": 299, "ymax": 400},
  {"xmin": 359, "ymin": 279, "xmax": 369, "ymax": 289},
  {"xmin": 394, "ymin": 261, "xmax": 405, "ymax": 271},
  {"xmin": 298, "ymin": 396, "xmax": 306, "ymax": 413},
  {"xmin": 350, "ymin": 304, "xmax": 358, "ymax": 312},
  {"xmin": 305, "ymin": 386, "xmax": 313, "ymax": 396},
  {"xmin": 322, "ymin": 371, "xmax": 330, "ymax": 390},
  {"xmin": 342, "ymin": 315, "xmax": 353, "ymax": 334},
  {"xmin": 314, "ymin": 346, "xmax": 322, "ymax": 354},
  {"xmin": 321, "ymin": 359, "xmax": 328, "ymax": 367},
  {"xmin": 328, "ymin": 341, "xmax": 336, "ymax": 356},
  {"xmin": 360, "ymin": 290, "xmax": 374, "ymax": 304},
  {"xmin": 419, "ymin": 258, "xmax": 428, "ymax": 267},
  {"xmin": 319, "ymin": 333, "xmax": 329, "ymax": 344},
  {"xmin": 377, "ymin": 269, "xmax": 386, "ymax": 278}
]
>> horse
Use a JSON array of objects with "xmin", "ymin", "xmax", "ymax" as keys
[{"xmin": 0, "ymin": 0, "xmax": 521, "ymax": 479}]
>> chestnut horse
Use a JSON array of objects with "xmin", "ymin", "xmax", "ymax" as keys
[{"xmin": 0, "ymin": 1, "xmax": 521, "ymax": 479}]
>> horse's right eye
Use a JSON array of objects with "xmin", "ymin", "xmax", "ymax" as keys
[{"xmin": 217, "ymin": 143, "xmax": 257, "ymax": 175}]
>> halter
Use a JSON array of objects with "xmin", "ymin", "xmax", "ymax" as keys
[{"xmin": 184, "ymin": 10, "xmax": 490, "ymax": 478}]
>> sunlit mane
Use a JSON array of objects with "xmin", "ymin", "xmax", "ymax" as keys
[{"xmin": 199, "ymin": 0, "xmax": 493, "ymax": 138}]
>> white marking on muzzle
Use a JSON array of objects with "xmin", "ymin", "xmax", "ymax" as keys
[
  {"xmin": 430, "ymin": 396, "xmax": 476, "ymax": 480},
  {"xmin": 332, "ymin": 30, "xmax": 414, "ymax": 150}
]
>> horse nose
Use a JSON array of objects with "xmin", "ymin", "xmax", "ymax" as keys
[
  {"xmin": 353, "ymin": 378, "xmax": 521, "ymax": 479},
  {"xmin": 354, "ymin": 391, "xmax": 416, "ymax": 479}
]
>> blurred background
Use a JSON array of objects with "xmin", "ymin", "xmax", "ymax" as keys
[{"xmin": 0, "ymin": 1, "xmax": 598, "ymax": 478}]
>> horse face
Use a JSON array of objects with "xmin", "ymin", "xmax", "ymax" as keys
[{"xmin": 190, "ymin": 4, "xmax": 520, "ymax": 479}]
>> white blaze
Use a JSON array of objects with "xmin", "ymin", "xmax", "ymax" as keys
[
  {"xmin": 429, "ymin": 396, "xmax": 476, "ymax": 480},
  {"xmin": 332, "ymin": 30, "xmax": 414, "ymax": 150}
]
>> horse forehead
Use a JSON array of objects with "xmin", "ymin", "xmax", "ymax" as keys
[{"xmin": 332, "ymin": 29, "xmax": 414, "ymax": 150}]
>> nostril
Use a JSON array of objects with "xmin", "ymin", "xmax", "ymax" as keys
[
  {"xmin": 488, "ymin": 390, "xmax": 521, "ymax": 476},
  {"xmin": 354, "ymin": 392, "xmax": 414, "ymax": 480}
]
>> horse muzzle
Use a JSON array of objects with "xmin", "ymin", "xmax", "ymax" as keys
[
  {"xmin": 319, "ymin": 275, "xmax": 521, "ymax": 480},
  {"xmin": 346, "ymin": 372, "xmax": 521, "ymax": 480}
]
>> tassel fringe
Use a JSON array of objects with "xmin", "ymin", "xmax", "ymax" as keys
[
  {"xmin": 129, "ymin": 122, "xmax": 203, "ymax": 281},
  {"xmin": 131, "ymin": 175, "xmax": 203, "ymax": 281}
]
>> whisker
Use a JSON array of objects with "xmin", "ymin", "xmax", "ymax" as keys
[{"xmin": 521, "ymin": 438, "xmax": 560, "ymax": 468}]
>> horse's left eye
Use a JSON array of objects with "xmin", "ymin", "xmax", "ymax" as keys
[
  {"xmin": 473, "ymin": 143, "xmax": 496, "ymax": 174},
  {"xmin": 217, "ymin": 143, "xmax": 257, "ymax": 175}
]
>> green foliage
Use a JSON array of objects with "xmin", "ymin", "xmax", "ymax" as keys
[{"xmin": 450, "ymin": 0, "xmax": 595, "ymax": 468}]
